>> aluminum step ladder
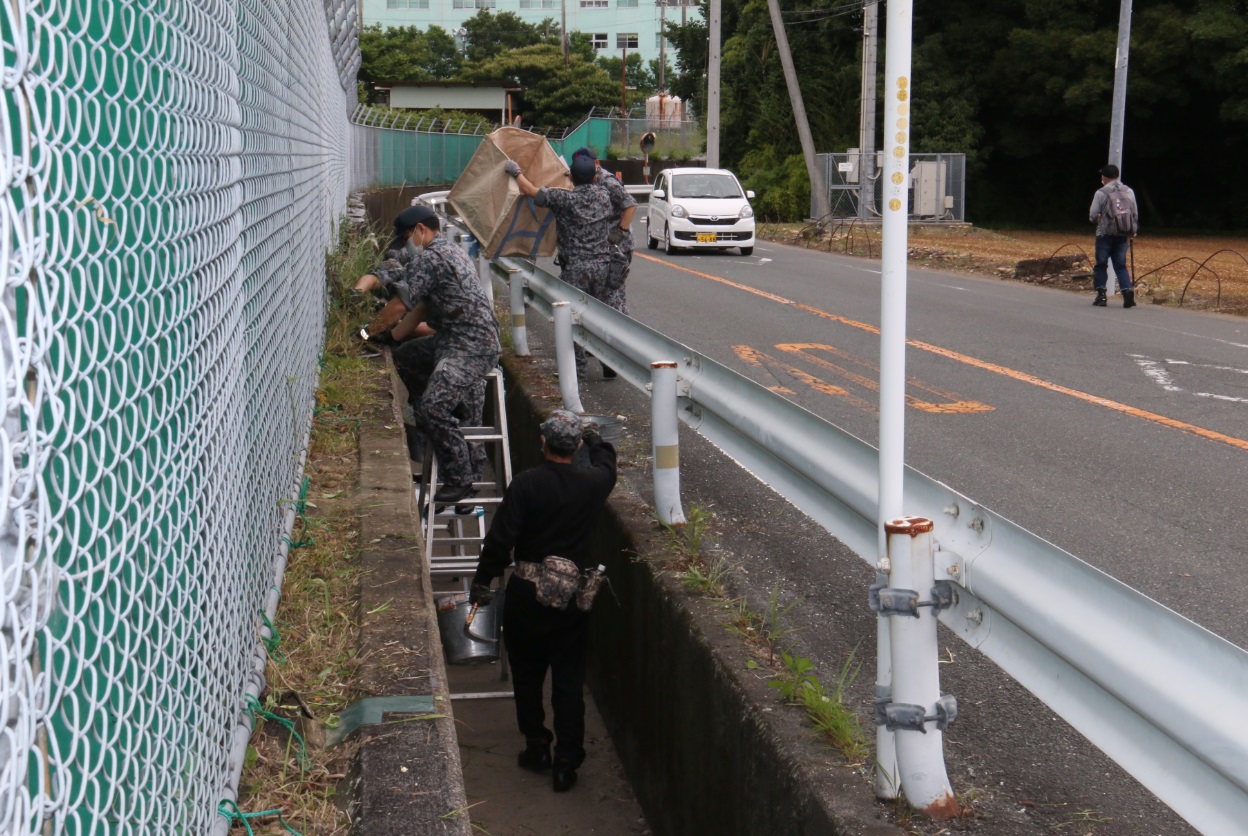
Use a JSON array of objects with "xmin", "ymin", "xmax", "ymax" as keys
[{"xmin": 417, "ymin": 365, "xmax": 513, "ymax": 583}]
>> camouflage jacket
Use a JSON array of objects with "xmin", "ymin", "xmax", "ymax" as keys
[
  {"xmin": 595, "ymin": 166, "xmax": 637, "ymax": 226},
  {"xmin": 374, "ymin": 234, "xmax": 500, "ymax": 357},
  {"xmin": 535, "ymin": 183, "xmax": 612, "ymax": 266}
]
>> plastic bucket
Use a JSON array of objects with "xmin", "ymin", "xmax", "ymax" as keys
[{"xmin": 436, "ymin": 591, "xmax": 504, "ymax": 665}]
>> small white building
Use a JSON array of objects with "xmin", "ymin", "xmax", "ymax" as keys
[{"xmin": 376, "ymin": 81, "xmax": 520, "ymax": 123}]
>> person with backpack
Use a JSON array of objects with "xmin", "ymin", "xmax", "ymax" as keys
[{"xmin": 1089, "ymin": 163, "xmax": 1139, "ymax": 308}]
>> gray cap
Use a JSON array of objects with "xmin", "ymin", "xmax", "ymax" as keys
[{"xmin": 540, "ymin": 409, "xmax": 583, "ymax": 449}]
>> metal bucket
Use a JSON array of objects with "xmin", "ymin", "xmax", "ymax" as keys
[
  {"xmin": 436, "ymin": 591, "xmax": 504, "ymax": 665},
  {"xmin": 581, "ymin": 414, "xmax": 624, "ymax": 445},
  {"xmin": 574, "ymin": 415, "xmax": 625, "ymax": 468}
]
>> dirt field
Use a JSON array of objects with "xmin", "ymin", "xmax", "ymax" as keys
[{"xmin": 758, "ymin": 222, "xmax": 1248, "ymax": 316}]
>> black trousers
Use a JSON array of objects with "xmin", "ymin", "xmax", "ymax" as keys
[{"xmin": 503, "ymin": 575, "xmax": 589, "ymax": 767}]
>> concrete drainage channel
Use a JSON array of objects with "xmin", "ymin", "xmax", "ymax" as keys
[{"xmin": 460, "ymin": 358, "xmax": 903, "ymax": 836}]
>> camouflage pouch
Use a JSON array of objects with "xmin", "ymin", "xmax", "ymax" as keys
[
  {"xmin": 534, "ymin": 556, "xmax": 581, "ymax": 610},
  {"xmin": 575, "ymin": 567, "xmax": 605, "ymax": 612}
]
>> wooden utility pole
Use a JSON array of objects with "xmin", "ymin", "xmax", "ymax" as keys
[{"xmin": 765, "ymin": 0, "xmax": 830, "ymax": 218}]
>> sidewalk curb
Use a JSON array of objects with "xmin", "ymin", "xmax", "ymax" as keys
[{"xmin": 343, "ymin": 352, "xmax": 471, "ymax": 836}]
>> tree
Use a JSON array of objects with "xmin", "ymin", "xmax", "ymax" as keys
[
  {"xmin": 358, "ymin": 24, "xmax": 462, "ymax": 93},
  {"xmin": 461, "ymin": 44, "xmax": 619, "ymax": 128},
  {"xmin": 595, "ymin": 52, "xmax": 659, "ymax": 103},
  {"xmin": 461, "ymin": 11, "xmax": 554, "ymax": 64}
]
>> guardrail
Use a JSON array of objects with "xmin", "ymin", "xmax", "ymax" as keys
[{"xmin": 421, "ymin": 201, "xmax": 1248, "ymax": 833}]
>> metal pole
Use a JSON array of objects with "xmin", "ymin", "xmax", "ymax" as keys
[
  {"xmin": 552, "ymin": 302, "xmax": 585, "ymax": 413},
  {"xmin": 875, "ymin": 0, "xmax": 914, "ymax": 801},
  {"xmin": 884, "ymin": 517, "xmax": 957, "ymax": 816},
  {"xmin": 508, "ymin": 268, "xmax": 530, "ymax": 356},
  {"xmin": 706, "ymin": 0, "xmax": 721, "ymax": 168},
  {"xmin": 765, "ymin": 0, "xmax": 830, "ymax": 219},
  {"xmin": 650, "ymin": 361, "xmax": 686, "ymax": 526},
  {"xmin": 858, "ymin": 0, "xmax": 879, "ymax": 219},
  {"xmin": 1108, "ymin": 0, "xmax": 1132, "ymax": 172}
]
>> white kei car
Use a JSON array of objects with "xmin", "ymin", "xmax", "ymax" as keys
[{"xmin": 645, "ymin": 167, "xmax": 756, "ymax": 256}]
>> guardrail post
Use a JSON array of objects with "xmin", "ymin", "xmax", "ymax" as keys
[
  {"xmin": 552, "ymin": 302, "xmax": 585, "ymax": 414},
  {"xmin": 459, "ymin": 232, "xmax": 491, "ymax": 305},
  {"xmin": 650, "ymin": 361, "xmax": 686, "ymax": 526},
  {"xmin": 508, "ymin": 268, "xmax": 530, "ymax": 356},
  {"xmin": 875, "ymin": 516, "xmax": 958, "ymax": 819}
]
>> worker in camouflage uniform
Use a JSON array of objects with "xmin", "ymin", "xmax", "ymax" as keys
[
  {"xmin": 572, "ymin": 147, "xmax": 636, "ymax": 324},
  {"xmin": 505, "ymin": 155, "xmax": 613, "ymax": 380},
  {"xmin": 356, "ymin": 205, "xmax": 500, "ymax": 504}
]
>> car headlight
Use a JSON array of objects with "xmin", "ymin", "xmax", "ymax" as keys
[
  {"xmin": 671, "ymin": 204, "xmax": 687, "ymax": 218},
  {"xmin": 739, "ymin": 205, "xmax": 754, "ymax": 219}
]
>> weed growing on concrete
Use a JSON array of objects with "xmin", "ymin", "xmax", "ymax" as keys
[
  {"xmin": 680, "ymin": 554, "xmax": 732, "ymax": 596},
  {"xmin": 770, "ymin": 648, "xmax": 868, "ymax": 761}
]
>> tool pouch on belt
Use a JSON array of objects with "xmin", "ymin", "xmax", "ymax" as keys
[
  {"xmin": 605, "ymin": 245, "xmax": 628, "ymax": 292},
  {"xmin": 575, "ymin": 568, "xmax": 605, "ymax": 612},
  {"xmin": 533, "ymin": 556, "xmax": 581, "ymax": 609}
]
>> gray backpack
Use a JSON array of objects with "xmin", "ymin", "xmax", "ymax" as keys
[{"xmin": 1100, "ymin": 184, "xmax": 1138, "ymax": 237}]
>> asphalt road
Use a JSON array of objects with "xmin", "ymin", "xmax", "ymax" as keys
[{"xmin": 564, "ymin": 226, "xmax": 1248, "ymax": 834}]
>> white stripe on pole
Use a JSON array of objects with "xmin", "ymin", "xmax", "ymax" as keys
[
  {"xmin": 508, "ymin": 268, "xmax": 530, "ymax": 356},
  {"xmin": 552, "ymin": 302, "xmax": 584, "ymax": 414},
  {"xmin": 886, "ymin": 517, "xmax": 957, "ymax": 817},
  {"xmin": 650, "ymin": 361, "xmax": 686, "ymax": 526},
  {"xmin": 875, "ymin": 0, "xmax": 914, "ymax": 799}
]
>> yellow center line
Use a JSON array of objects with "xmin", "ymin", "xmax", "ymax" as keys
[{"xmin": 637, "ymin": 252, "xmax": 1248, "ymax": 452}]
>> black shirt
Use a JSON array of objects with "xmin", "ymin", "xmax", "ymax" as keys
[{"xmin": 473, "ymin": 440, "xmax": 617, "ymax": 585}]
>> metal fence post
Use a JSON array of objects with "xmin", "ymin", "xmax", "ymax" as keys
[
  {"xmin": 877, "ymin": 516, "xmax": 958, "ymax": 818},
  {"xmin": 552, "ymin": 302, "xmax": 585, "ymax": 414},
  {"xmin": 650, "ymin": 361, "xmax": 686, "ymax": 526},
  {"xmin": 508, "ymin": 268, "xmax": 530, "ymax": 356}
]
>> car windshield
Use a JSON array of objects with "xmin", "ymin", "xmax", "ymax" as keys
[{"xmin": 670, "ymin": 173, "xmax": 742, "ymax": 199}]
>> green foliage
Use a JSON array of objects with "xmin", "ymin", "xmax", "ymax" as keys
[
  {"xmin": 596, "ymin": 52, "xmax": 659, "ymax": 101},
  {"xmin": 738, "ymin": 147, "xmax": 809, "ymax": 222},
  {"xmin": 462, "ymin": 10, "xmax": 557, "ymax": 64},
  {"xmin": 358, "ymin": 24, "xmax": 461, "ymax": 95},
  {"xmin": 662, "ymin": 0, "xmax": 1248, "ymax": 230},
  {"xmin": 461, "ymin": 43, "xmax": 618, "ymax": 129},
  {"xmin": 769, "ymin": 649, "xmax": 867, "ymax": 760}
]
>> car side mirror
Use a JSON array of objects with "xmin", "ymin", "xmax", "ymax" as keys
[
  {"xmin": 746, "ymin": 190, "xmax": 755, "ymax": 199},
  {"xmin": 651, "ymin": 189, "xmax": 666, "ymax": 200}
]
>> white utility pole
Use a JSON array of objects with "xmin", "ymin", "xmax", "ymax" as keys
[
  {"xmin": 706, "ymin": 0, "xmax": 721, "ymax": 168},
  {"xmin": 764, "ymin": 0, "xmax": 829, "ymax": 218},
  {"xmin": 858, "ymin": 0, "xmax": 879, "ymax": 219},
  {"xmin": 1108, "ymin": 0, "xmax": 1132, "ymax": 170}
]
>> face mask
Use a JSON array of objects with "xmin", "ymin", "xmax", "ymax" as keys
[{"xmin": 404, "ymin": 238, "xmax": 422, "ymax": 257}]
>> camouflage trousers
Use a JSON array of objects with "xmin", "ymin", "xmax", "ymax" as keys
[
  {"xmin": 393, "ymin": 336, "xmax": 498, "ymax": 487},
  {"xmin": 561, "ymin": 252, "xmax": 630, "ymax": 378}
]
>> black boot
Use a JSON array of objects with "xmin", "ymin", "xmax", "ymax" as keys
[
  {"xmin": 1122, "ymin": 288, "xmax": 1136, "ymax": 308},
  {"xmin": 1093, "ymin": 289, "xmax": 1107, "ymax": 307},
  {"xmin": 552, "ymin": 764, "xmax": 578, "ymax": 792},
  {"xmin": 517, "ymin": 740, "xmax": 552, "ymax": 773}
]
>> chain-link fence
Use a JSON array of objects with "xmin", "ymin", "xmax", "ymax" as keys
[
  {"xmin": 1, "ymin": 1, "xmax": 357, "ymax": 833},
  {"xmin": 812, "ymin": 152, "xmax": 966, "ymax": 223}
]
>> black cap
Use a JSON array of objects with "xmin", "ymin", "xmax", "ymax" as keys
[
  {"xmin": 391, "ymin": 205, "xmax": 438, "ymax": 248},
  {"xmin": 570, "ymin": 156, "xmax": 597, "ymax": 186},
  {"xmin": 1099, "ymin": 164, "xmax": 1120, "ymax": 179}
]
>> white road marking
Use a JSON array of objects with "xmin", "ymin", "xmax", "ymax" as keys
[
  {"xmin": 1129, "ymin": 321, "xmax": 1248, "ymax": 350},
  {"xmin": 1132, "ymin": 354, "xmax": 1248, "ymax": 402},
  {"xmin": 758, "ymin": 258, "xmax": 772, "ymax": 264}
]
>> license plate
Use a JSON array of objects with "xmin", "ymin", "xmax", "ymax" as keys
[{"xmin": 696, "ymin": 232, "xmax": 718, "ymax": 243}]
